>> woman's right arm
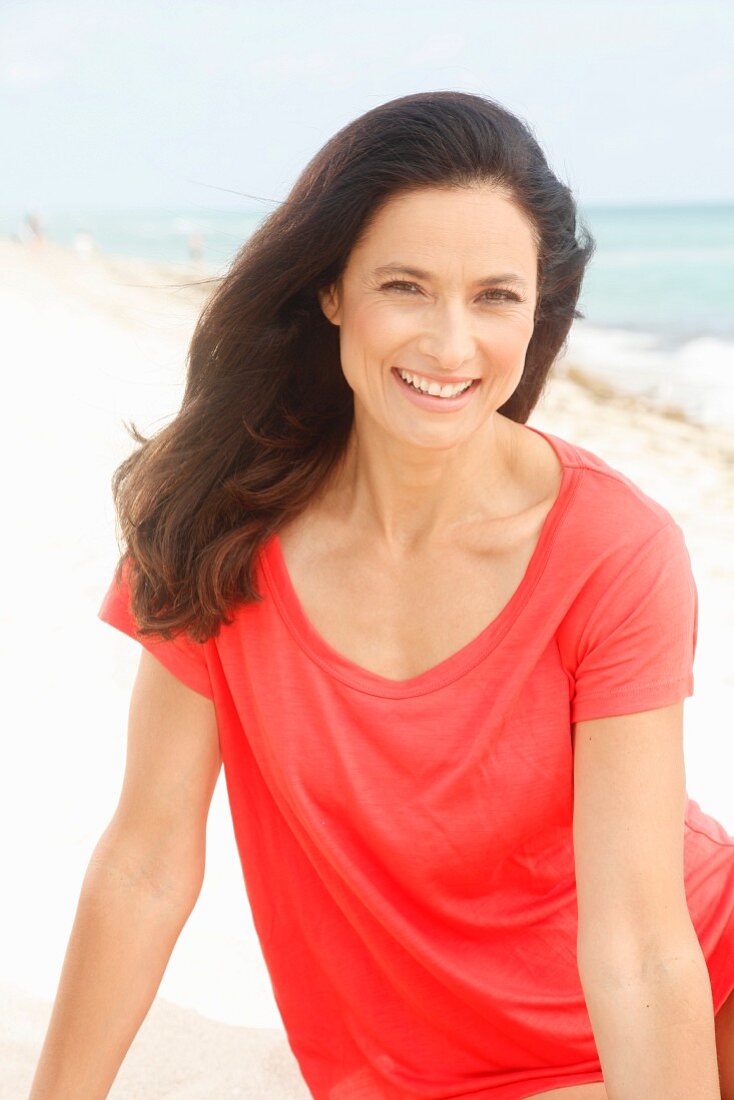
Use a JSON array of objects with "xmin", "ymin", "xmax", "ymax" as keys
[{"xmin": 28, "ymin": 649, "xmax": 222, "ymax": 1100}]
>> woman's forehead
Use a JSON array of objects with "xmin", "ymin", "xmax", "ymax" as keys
[{"xmin": 352, "ymin": 188, "xmax": 538, "ymax": 273}]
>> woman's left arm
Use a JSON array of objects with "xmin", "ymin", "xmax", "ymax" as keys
[{"xmin": 573, "ymin": 703, "xmax": 721, "ymax": 1098}]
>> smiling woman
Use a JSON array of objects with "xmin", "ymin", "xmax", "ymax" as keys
[
  {"xmin": 33, "ymin": 89, "xmax": 734, "ymax": 1100},
  {"xmin": 317, "ymin": 183, "xmax": 539, "ymax": 436}
]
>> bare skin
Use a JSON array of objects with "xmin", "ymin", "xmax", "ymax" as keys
[
  {"xmin": 299, "ymin": 182, "xmax": 552, "ymax": 680},
  {"xmin": 716, "ymin": 982, "xmax": 734, "ymax": 1100},
  {"xmin": 316, "ymin": 184, "xmax": 540, "ymax": 557},
  {"xmin": 278, "ymin": 413, "xmax": 562, "ymax": 683}
]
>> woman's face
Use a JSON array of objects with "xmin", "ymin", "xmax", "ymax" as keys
[{"xmin": 319, "ymin": 185, "xmax": 539, "ymax": 450}]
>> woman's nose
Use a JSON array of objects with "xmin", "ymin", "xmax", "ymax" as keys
[{"xmin": 419, "ymin": 301, "xmax": 477, "ymax": 368}]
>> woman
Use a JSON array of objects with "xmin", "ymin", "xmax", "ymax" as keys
[{"xmin": 30, "ymin": 91, "xmax": 734, "ymax": 1099}]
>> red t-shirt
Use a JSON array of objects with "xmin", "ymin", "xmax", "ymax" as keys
[{"xmin": 98, "ymin": 425, "xmax": 734, "ymax": 1100}]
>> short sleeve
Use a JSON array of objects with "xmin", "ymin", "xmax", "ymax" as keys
[
  {"xmin": 97, "ymin": 558, "xmax": 215, "ymax": 700},
  {"xmin": 570, "ymin": 521, "xmax": 698, "ymax": 724}
]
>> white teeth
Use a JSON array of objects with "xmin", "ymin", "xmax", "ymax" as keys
[{"xmin": 397, "ymin": 369, "xmax": 473, "ymax": 398}]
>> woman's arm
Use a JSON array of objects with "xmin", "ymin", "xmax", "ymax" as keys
[
  {"xmin": 574, "ymin": 703, "xmax": 720, "ymax": 1097},
  {"xmin": 581, "ymin": 950, "xmax": 720, "ymax": 1098},
  {"xmin": 28, "ymin": 651, "xmax": 222, "ymax": 1099}
]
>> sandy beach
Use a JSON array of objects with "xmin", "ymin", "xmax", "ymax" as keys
[{"xmin": 2, "ymin": 237, "xmax": 732, "ymax": 1098}]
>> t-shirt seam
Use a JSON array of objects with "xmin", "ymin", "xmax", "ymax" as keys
[
  {"xmin": 567, "ymin": 455, "xmax": 669, "ymax": 499},
  {"xmin": 98, "ymin": 601, "xmax": 215, "ymax": 698},
  {"xmin": 148, "ymin": 642, "xmax": 214, "ymax": 697},
  {"xmin": 575, "ymin": 672, "xmax": 692, "ymax": 700},
  {"xmin": 567, "ymin": 459, "xmax": 683, "ymax": 540},
  {"xmin": 684, "ymin": 821, "xmax": 734, "ymax": 850},
  {"xmin": 260, "ymin": 463, "xmax": 583, "ymax": 699},
  {"xmin": 574, "ymin": 519, "xmax": 677, "ymax": 660}
]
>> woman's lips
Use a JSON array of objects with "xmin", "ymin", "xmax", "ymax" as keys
[
  {"xmin": 391, "ymin": 367, "xmax": 481, "ymax": 411},
  {"xmin": 394, "ymin": 366, "xmax": 478, "ymax": 385}
]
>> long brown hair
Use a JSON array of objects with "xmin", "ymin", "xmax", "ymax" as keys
[{"xmin": 107, "ymin": 89, "xmax": 595, "ymax": 645}]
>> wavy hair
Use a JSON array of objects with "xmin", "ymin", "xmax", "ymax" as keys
[{"xmin": 107, "ymin": 89, "xmax": 595, "ymax": 644}]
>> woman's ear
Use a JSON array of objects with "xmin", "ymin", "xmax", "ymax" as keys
[{"xmin": 318, "ymin": 282, "xmax": 341, "ymax": 326}]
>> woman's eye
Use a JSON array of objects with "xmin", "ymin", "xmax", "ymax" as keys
[
  {"xmin": 382, "ymin": 280, "xmax": 419, "ymax": 293},
  {"xmin": 381, "ymin": 280, "xmax": 520, "ymax": 303},
  {"xmin": 482, "ymin": 289, "xmax": 522, "ymax": 302}
]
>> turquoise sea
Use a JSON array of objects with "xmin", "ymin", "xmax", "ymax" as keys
[{"xmin": 3, "ymin": 202, "xmax": 733, "ymax": 432}]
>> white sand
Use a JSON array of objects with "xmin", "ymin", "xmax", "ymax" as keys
[{"xmin": 2, "ymin": 238, "xmax": 732, "ymax": 1097}]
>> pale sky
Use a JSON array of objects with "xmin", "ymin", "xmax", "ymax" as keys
[{"xmin": 2, "ymin": 0, "xmax": 732, "ymax": 213}]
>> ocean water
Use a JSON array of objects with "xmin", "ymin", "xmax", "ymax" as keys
[{"xmin": 3, "ymin": 202, "xmax": 733, "ymax": 433}]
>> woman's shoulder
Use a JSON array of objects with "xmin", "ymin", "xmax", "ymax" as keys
[{"xmin": 545, "ymin": 428, "xmax": 681, "ymax": 540}]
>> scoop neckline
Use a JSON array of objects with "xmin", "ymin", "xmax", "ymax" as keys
[{"xmin": 260, "ymin": 425, "xmax": 582, "ymax": 699}]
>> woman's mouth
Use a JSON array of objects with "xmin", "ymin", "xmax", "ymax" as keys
[{"xmin": 391, "ymin": 367, "xmax": 480, "ymax": 412}]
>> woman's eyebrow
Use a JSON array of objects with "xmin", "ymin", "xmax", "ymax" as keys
[{"xmin": 371, "ymin": 263, "xmax": 528, "ymax": 289}]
